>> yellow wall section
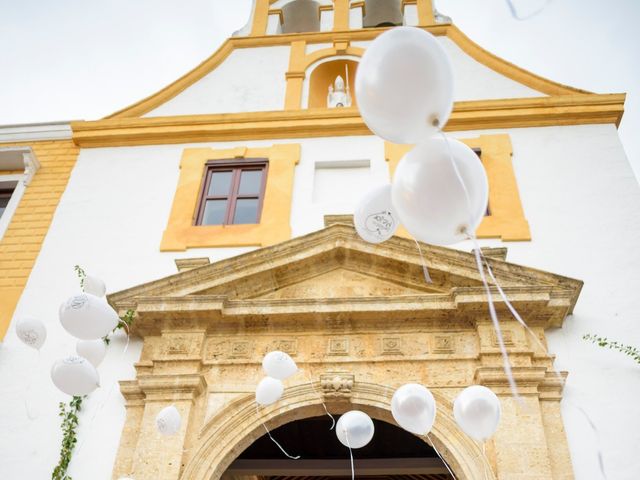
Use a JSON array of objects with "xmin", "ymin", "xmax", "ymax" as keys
[
  {"xmin": 0, "ymin": 140, "xmax": 80, "ymax": 339},
  {"xmin": 160, "ymin": 144, "xmax": 300, "ymax": 251},
  {"xmin": 385, "ymin": 134, "xmax": 531, "ymax": 241}
]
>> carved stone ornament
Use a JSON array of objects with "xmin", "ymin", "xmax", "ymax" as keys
[{"xmin": 320, "ymin": 372, "xmax": 355, "ymax": 397}]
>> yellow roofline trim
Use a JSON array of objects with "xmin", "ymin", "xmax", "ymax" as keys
[
  {"xmin": 73, "ymin": 93, "xmax": 625, "ymax": 148},
  {"xmin": 106, "ymin": 24, "xmax": 590, "ymax": 120}
]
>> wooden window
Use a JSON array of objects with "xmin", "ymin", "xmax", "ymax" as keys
[
  {"xmin": 0, "ymin": 188, "xmax": 14, "ymax": 219},
  {"xmin": 195, "ymin": 160, "xmax": 268, "ymax": 226}
]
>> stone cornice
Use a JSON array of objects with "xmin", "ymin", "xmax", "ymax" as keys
[{"xmin": 108, "ymin": 224, "xmax": 582, "ymax": 308}]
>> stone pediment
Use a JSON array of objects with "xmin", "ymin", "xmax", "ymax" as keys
[{"xmin": 108, "ymin": 222, "xmax": 582, "ymax": 334}]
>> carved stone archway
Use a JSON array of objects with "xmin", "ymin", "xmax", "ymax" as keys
[
  {"xmin": 181, "ymin": 381, "xmax": 491, "ymax": 480},
  {"xmin": 109, "ymin": 219, "xmax": 581, "ymax": 480}
]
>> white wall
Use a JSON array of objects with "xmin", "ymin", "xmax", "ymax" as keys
[
  {"xmin": 144, "ymin": 46, "xmax": 290, "ymax": 117},
  {"xmin": 1, "ymin": 123, "xmax": 639, "ymax": 478},
  {"xmin": 144, "ymin": 34, "xmax": 543, "ymax": 119},
  {"xmin": 352, "ymin": 38, "xmax": 544, "ymax": 101}
]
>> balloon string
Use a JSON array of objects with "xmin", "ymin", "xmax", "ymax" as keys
[
  {"xmin": 470, "ymin": 236, "xmax": 521, "ymax": 401},
  {"xmin": 255, "ymin": 404, "xmax": 300, "ymax": 460},
  {"xmin": 75, "ymin": 331, "xmax": 129, "ymax": 457},
  {"xmin": 345, "ymin": 429, "xmax": 355, "ymax": 480},
  {"xmin": 75, "ymin": 381, "xmax": 117, "ymax": 456},
  {"xmin": 506, "ymin": 0, "xmax": 552, "ymax": 20},
  {"xmin": 23, "ymin": 349, "xmax": 41, "ymax": 420},
  {"xmin": 476, "ymin": 249, "xmax": 564, "ymax": 386},
  {"xmin": 437, "ymin": 129, "xmax": 520, "ymax": 401},
  {"xmin": 413, "ymin": 237, "xmax": 433, "ymax": 284},
  {"xmin": 121, "ymin": 321, "xmax": 131, "ymax": 356},
  {"xmin": 302, "ymin": 368, "xmax": 335, "ymax": 430},
  {"xmin": 558, "ymin": 327, "xmax": 608, "ymax": 479},
  {"xmin": 426, "ymin": 432, "xmax": 457, "ymax": 480},
  {"xmin": 481, "ymin": 441, "xmax": 493, "ymax": 480}
]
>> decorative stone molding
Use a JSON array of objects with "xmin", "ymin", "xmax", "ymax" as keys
[
  {"xmin": 109, "ymin": 223, "xmax": 579, "ymax": 479},
  {"xmin": 320, "ymin": 372, "xmax": 354, "ymax": 397}
]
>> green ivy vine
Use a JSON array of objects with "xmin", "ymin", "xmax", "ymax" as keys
[
  {"xmin": 52, "ymin": 396, "xmax": 84, "ymax": 480},
  {"xmin": 73, "ymin": 265, "xmax": 86, "ymax": 290},
  {"xmin": 583, "ymin": 333, "xmax": 640, "ymax": 365},
  {"xmin": 52, "ymin": 266, "xmax": 136, "ymax": 478}
]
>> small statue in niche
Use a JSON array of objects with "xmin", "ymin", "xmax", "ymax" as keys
[{"xmin": 327, "ymin": 66, "xmax": 352, "ymax": 108}]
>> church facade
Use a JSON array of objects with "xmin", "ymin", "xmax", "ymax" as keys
[{"xmin": 0, "ymin": 1, "xmax": 638, "ymax": 479}]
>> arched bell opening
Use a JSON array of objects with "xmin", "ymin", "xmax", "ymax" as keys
[
  {"xmin": 282, "ymin": 0, "xmax": 322, "ymax": 33},
  {"xmin": 222, "ymin": 415, "xmax": 454, "ymax": 480},
  {"xmin": 308, "ymin": 59, "xmax": 359, "ymax": 109},
  {"xmin": 363, "ymin": 0, "xmax": 404, "ymax": 28}
]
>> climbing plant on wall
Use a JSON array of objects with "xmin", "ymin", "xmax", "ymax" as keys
[{"xmin": 583, "ymin": 334, "xmax": 640, "ymax": 365}]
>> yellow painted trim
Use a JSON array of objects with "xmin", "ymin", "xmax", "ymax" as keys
[
  {"xmin": 447, "ymin": 25, "xmax": 588, "ymax": 96},
  {"xmin": 285, "ymin": 41, "xmax": 307, "ymax": 110},
  {"xmin": 0, "ymin": 170, "xmax": 25, "ymax": 176},
  {"xmin": 416, "ymin": 0, "xmax": 435, "ymax": 25},
  {"xmin": 268, "ymin": 9, "xmax": 285, "ymax": 26},
  {"xmin": 160, "ymin": 144, "xmax": 300, "ymax": 251},
  {"xmin": 251, "ymin": 0, "xmax": 271, "ymax": 36},
  {"xmin": 385, "ymin": 134, "xmax": 530, "ymax": 242},
  {"xmin": 333, "ymin": 0, "xmax": 350, "ymax": 31},
  {"xmin": 105, "ymin": 24, "xmax": 591, "ymax": 119},
  {"xmin": 72, "ymin": 93, "xmax": 625, "ymax": 148},
  {"xmin": 0, "ymin": 140, "xmax": 80, "ymax": 339}
]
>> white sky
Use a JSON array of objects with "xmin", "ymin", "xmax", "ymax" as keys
[{"xmin": 0, "ymin": 0, "xmax": 638, "ymax": 178}]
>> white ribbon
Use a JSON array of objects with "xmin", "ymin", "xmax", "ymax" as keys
[{"xmin": 255, "ymin": 403, "xmax": 300, "ymax": 460}]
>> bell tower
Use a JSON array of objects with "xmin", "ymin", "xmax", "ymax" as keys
[{"xmin": 245, "ymin": 0, "xmax": 440, "ymax": 37}]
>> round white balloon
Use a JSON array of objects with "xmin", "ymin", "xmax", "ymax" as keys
[
  {"xmin": 50, "ymin": 355, "xmax": 100, "ymax": 396},
  {"xmin": 356, "ymin": 26, "xmax": 454, "ymax": 144},
  {"xmin": 16, "ymin": 316, "xmax": 47, "ymax": 350},
  {"xmin": 59, "ymin": 293, "xmax": 120, "ymax": 340},
  {"xmin": 256, "ymin": 377, "xmax": 284, "ymax": 406},
  {"xmin": 76, "ymin": 339, "xmax": 107, "ymax": 368},
  {"xmin": 391, "ymin": 136, "xmax": 488, "ymax": 246},
  {"xmin": 391, "ymin": 383, "xmax": 436, "ymax": 435},
  {"xmin": 156, "ymin": 405, "xmax": 181, "ymax": 436},
  {"xmin": 336, "ymin": 410, "xmax": 375, "ymax": 449},
  {"xmin": 262, "ymin": 351, "xmax": 298, "ymax": 380},
  {"xmin": 453, "ymin": 385, "xmax": 501, "ymax": 441},
  {"xmin": 354, "ymin": 184, "xmax": 399, "ymax": 244},
  {"xmin": 83, "ymin": 275, "xmax": 106, "ymax": 297}
]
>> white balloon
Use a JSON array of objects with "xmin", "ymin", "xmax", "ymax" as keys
[
  {"xmin": 156, "ymin": 405, "xmax": 181, "ymax": 436},
  {"xmin": 336, "ymin": 410, "xmax": 375, "ymax": 449},
  {"xmin": 453, "ymin": 385, "xmax": 501, "ymax": 441},
  {"xmin": 354, "ymin": 184, "xmax": 399, "ymax": 244},
  {"xmin": 16, "ymin": 316, "xmax": 47, "ymax": 350},
  {"xmin": 83, "ymin": 275, "xmax": 106, "ymax": 297},
  {"xmin": 356, "ymin": 26, "xmax": 454, "ymax": 144},
  {"xmin": 391, "ymin": 137, "xmax": 488, "ymax": 246},
  {"xmin": 391, "ymin": 383, "xmax": 436, "ymax": 435},
  {"xmin": 76, "ymin": 339, "xmax": 107, "ymax": 368},
  {"xmin": 255, "ymin": 377, "xmax": 284, "ymax": 406},
  {"xmin": 59, "ymin": 293, "xmax": 120, "ymax": 340},
  {"xmin": 262, "ymin": 351, "xmax": 298, "ymax": 380},
  {"xmin": 50, "ymin": 355, "xmax": 100, "ymax": 396}
]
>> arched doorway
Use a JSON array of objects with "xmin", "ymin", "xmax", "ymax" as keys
[
  {"xmin": 222, "ymin": 415, "xmax": 453, "ymax": 479},
  {"xmin": 179, "ymin": 382, "xmax": 492, "ymax": 480}
]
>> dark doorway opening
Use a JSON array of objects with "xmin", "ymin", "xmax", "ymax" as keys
[{"xmin": 223, "ymin": 415, "xmax": 453, "ymax": 479}]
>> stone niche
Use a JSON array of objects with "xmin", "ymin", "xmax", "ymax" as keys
[{"xmin": 108, "ymin": 221, "xmax": 581, "ymax": 480}]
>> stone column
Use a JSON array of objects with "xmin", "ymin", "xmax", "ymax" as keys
[
  {"xmin": 475, "ymin": 319, "xmax": 556, "ymax": 479},
  {"xmin": 128, "ymin": 373, "xmax": 206, "ymax": 480}
]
